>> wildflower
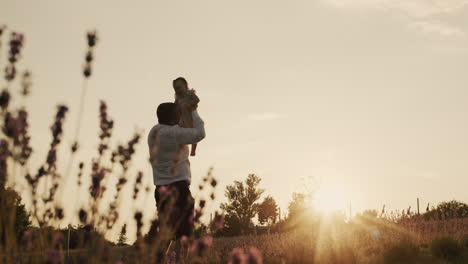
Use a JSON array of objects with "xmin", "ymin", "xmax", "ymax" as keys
[
  {"xmin": 21, "ymin": 230, "xmax": 33, "ymax": 247},
  {"xmin": 83, "ymin": 30, "xmax": 98, "ymax": 78},
  {"xmin": 83, "ymin": 64, "xmax": 91, "ymax": 78},
  {"xmin": 189, "ymin": 236, "xmax": 213, "ymax": 258},
  {"xmin": 85, "ymin": 50, "xmax": 93, "ymax": 62},
  {"xmin": 90, "ymin": 168, "xmax": 106, "ymax": 199},
  {"xmin": 20, "ymin": 70, "xmax": 32, "ymax": 96},
  {"xmin": 246, "ymin": 247, "xmax": 263, "ymax": 264},
  {"xmin": 0, "ymin": 89, "xmax": 10, "ymax": 110},
  {"xmin": 87, "ymin": 31, "xmax": 97, "ymax": 47},
  {"xmin": 116, "ymin": 176, "xmax": 127, "ymax": 192},
  {"xmin": 71, "ymin": 141, "xmax": 78, "ymax": 153},
  {"xmin": 55, "ymin": 207, "xmax": 64, "ymax": 220},
  {"xmin": 22, "ymin": 230, "xmax": 32, "ymax": 241},
  {"xmin": 228, "ymin": 248, "xmax": 247, "ymax": 264},
  {"xmin": 5, "ymin": 32, "xmax": 24, "ymax": 82},
  {"xmin": 8, "ymin": 32, "xmax": 24, "ymax": 62},
  {"xmin": 51, "ymin": 105, "xmax": 68, "ymax": 144},
  {"xmin": 77, "ymin": 162, "xmax": 84, "ymax": 185},
  {"xmin": 211, "ymin": 212, "xmax": 225, "ymax": 231},
  {"xmin": 115, "ymin": 133, "xmax": 141, "ymax": 170},
  {"xmin": 133, "ymin": 171, "xmax": 143, "ymax": 199},
  {"xmin": 202, "ymin": 236, "xmax": 213, "ymax": 247},
  {"xmin": 134, "ymin": 211, "xmax": 143, "ymax": 237},
  {"xmin": 199, "ymin": 199, "xmax": 206, "ymax": 208},
  {"xmin": 54, "ymin": 232, "xmax": 65, "ymax": 244},
  {"xmin": 193, "ymin": 208, "xmax": 203, "ymax": 223},
  {"xmin": 99, "ymin": 101, "xmax": 113, "ymax": 140},
  {"xmin": 180, "ymin": 235, "xmax": 189, "ymax": 245},
  {"xmin": 0, "ymin": 140, "xmax": 9, "ymax": 189},
  {"xmin": 46, "ymin": 148, "xmax": 57, "ymax": 170},
  {"xmin": 5, "ymin": 65, "xmax": 15, "ymax": 81},
  {"xmin": 210, "ymin": 178, "xmax": 217, "ymax": 187},
  {"xmin": 79, "ymin": 209, "xmax": 88, "ymax": 223},
  {"xmin": 46, "ymin": 249, "xmax": 61, "ymax": 264},
  {"xmin": 158, "ymin": 185, "xmax": 169, "ymax": 195}
]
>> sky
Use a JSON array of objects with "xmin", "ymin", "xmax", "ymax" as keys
[{"xmin": 2, "ymin": 0, "xmax": 468, "ymax": 241}]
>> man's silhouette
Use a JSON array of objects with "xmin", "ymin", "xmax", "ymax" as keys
[{"xmin": 147, "ymin": 102, "xmax": 205, "ymax": 261}]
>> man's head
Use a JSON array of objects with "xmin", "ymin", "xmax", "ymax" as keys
[
  {"xmin": 173, "ymin": 77, "xmax": 188, "ymax": 95},
  {"xmin": 157, "ymin": 102, "xmax": 180, "ymax": 125}
]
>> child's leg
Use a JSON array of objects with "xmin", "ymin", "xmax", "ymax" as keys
[{"xmin": 190, "ymin": 143, "xmax": 197, "ymax": 156}]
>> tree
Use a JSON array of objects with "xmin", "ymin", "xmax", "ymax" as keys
[
  {"xmin": 354, "ymin": 209, "xmax": 378, "ymax": 225},
  {"xmin": 287, "ymin": 192, "xmax": 309, "ymax": 220},
  {"xmin": 117, "ymin": 224, "xmax": 127, "ymax": 246},
  {"xmin": 424, "ymin": 200, "xmax": 468, "ymax": 220},
  {"xmin": 258, "ymin": 196, "xmax": 278, "ymax": 226},
  {"xmin": 0, "ymin": 188, "xmax": 31, "ymax": 246},
  {"xmin": 219, "ymin": 174, "xmax": 264, "ymax": 236}
]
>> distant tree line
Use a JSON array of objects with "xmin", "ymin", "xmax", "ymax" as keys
[{"xmin": 213, "ymin": 173, "xmax": 468, "ymax": 237}]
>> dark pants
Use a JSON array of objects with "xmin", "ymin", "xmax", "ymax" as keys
[{"xmin": 155, "ymin": 180, "xmax": 195, "ymax": 239}]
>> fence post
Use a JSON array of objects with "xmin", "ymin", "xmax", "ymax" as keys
[{"xmin": 417, "ymin": 198, "xmax": 420, "ymax": 215}]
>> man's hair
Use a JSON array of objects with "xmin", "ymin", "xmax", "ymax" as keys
[
  {"xmin": 173, "ymin": 77, "xmax": 188, "ymax": 87},
  {"xmin": 157, "ymin": 102, "xmax": 177, "ymax": 125}
]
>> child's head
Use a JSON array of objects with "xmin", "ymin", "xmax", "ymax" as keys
[{"xmin": 173, "ymin": 77, "xmax": 188, "ymax": 95}]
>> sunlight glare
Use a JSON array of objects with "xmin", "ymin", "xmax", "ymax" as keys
[{"xmin": 312, "ymin": 183, "xmax": 349, "ymax": 213}]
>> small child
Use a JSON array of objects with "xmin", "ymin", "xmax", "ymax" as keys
[{"xmin": 173, "ymin": 77, "xmax": 200, "ymax": 156}]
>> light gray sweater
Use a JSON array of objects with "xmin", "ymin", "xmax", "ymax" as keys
[{"xmin": 148, "ymin": 111, "xmax": 205, "ymax": 186}]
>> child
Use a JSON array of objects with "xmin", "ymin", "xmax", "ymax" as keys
[{"xmin": 173, "ymin": 77, "xmax": 200, "ymax": 156}]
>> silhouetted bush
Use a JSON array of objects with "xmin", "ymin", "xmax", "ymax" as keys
[
  {"xmin": 430, "ymin": 237, "xmax": 463, "ymax": 261},
  {"xmin": 461, "ymin": 235, "xmax": 468, "ymax": 249},
  {"xmin": 383, "ymin": 240, "xmax": 420, "ymax": 264}
]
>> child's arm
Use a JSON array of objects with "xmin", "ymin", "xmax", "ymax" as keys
[{"xmin": 174, "ymin": 110, "xmax": 205, "ymax": 144}]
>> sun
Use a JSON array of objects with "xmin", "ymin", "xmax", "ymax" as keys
[{"xmin": 312, "ymin": 183, "xmax": 349, "ymax": 213}]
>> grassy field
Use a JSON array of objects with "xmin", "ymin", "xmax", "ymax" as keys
[{"xmin": 53, "ymin": 217, "xmax": 466, "ymax": 264}]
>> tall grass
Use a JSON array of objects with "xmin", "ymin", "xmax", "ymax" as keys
[{"xmin": 0, "ymin": 27, "xmax": 227, "ymax": 264}]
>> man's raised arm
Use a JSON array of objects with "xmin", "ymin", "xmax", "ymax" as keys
[{"xmin": 174, "ymin": 111, "xmax": 206, "ymax": 144}]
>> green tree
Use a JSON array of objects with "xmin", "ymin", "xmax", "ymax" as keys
[
  {"xmin": 258, "ymin": 196, "xmax": 278, "ymax": 226},
  {"xmin": 287, "ymin": 192, "xmax": 309, "ymax": 220},
  {"xmin": 424, "ymin": 200, "xmax": 468, "ymax": 220},
  {"xmin": 220, "ymin": 174, "xmax": 264, "ymax": 236},
  {"xmin": 0, "ymin": 188, "xmax": 31, "ymax": 246}
]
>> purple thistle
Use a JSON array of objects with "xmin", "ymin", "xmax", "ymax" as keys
[
  {"xmin": 46, "ymin": 249, "xmax": 61, "ymax": 263},
  {"xmin": 246, "ymin": 247, "xmax": 263, "ymax": 264},
  {"xmin": 83, "ymin": 30, "xmax": 98, "ymax": 78},
  {"xmin": 115, "ymin": 133, "xmax": 141, "ymax": 171},
  {"xmin": 134, "ymin": 211, "xmax": 143, "ymax": 238},
  {"xmin": 87, "ymin": 31, "xmax": 97, "ymax": 48},
  {"xmin": 4, "ymin": 31, "xmax": 24, "ymax": 82},
  {"xmin": 211, "ymin": 212, "xmax": 225, "ymax": 231},
  {"xmin": 0, "ymin": 140, "xmax": 9, "ymax": 189},
  {"xmin": 54, "ymin": 232, "xmax": 65, "ymax": 244},
  {"xmin": 133, "ymin": 171, "xmax": 143, "ymax": 199},
  {"xmin": 228, "ymin": 248, "xmax": 247, "ymax": 264},
  {"xmin": 0, "ymin": 89, "xmax": 10, "ymax": 110},
  {"xmin": 20, "ymin": 70, "xmax": 32, "ymax": 96}
]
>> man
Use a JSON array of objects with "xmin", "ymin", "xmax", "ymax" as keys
[{"xmin": 147, "ymin": 101, "xmax": 205, "ymax": 260}]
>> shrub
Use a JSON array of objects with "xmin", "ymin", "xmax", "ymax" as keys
[
  {"xmin": 461, "ymin": 235, "xmax": 468, "ymax": 249},
  {"xmin": 430, "ymin": 237, "xmax": 463, "ymax": 261},
  {"xmin": 383, "ymin": 240, "xmax": 420, "ymax": 264}
]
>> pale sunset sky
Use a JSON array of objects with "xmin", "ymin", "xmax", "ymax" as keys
[{"xmin": 2, "ymin": 0, "xmax": 468, "ymax": 240}]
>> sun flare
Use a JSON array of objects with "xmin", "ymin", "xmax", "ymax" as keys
[{"xmin": 312, "ymin": 183, "xmax": 349, "ymax": 213}]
